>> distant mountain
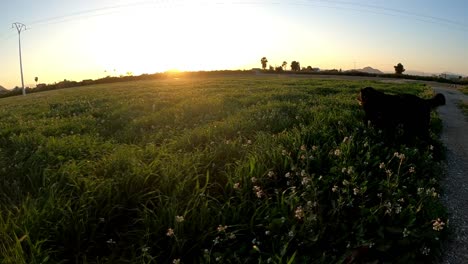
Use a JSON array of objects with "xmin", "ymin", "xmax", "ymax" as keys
[
  {"xmin": 354, "ymin": 66, "xmax": 384, "ymax": 74},
  {"xmin": 0, "ymin": 85, "xmax": 8, "ymax": 93}
]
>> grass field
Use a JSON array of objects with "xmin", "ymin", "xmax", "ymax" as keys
[
  {"xmin": 457, "ymin": 86, "xmax": 468, "ymax": 118},
  {"xmin": 459, "ymin": 86, "xmax": 468, "ymax": 95},
  {"xmin": 0, "ymin": 76, "xmax": 447, "ymax": 263}
]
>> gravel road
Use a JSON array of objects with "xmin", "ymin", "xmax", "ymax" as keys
[{"xmin": 432, "ymin": 86, "xmax": 468, "ymax": 263}]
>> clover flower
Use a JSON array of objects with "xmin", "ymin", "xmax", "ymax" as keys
[
  {"xmin": 267, "ymin": 171, "xmax": 275, "ymax": 178},
  {"xmin": 384, "ymin": 201, "xmax": 392, "ymax": 215},
  {"xmin": 394, "ymin": 204, "xmax": 402, "ymax": 214},
  {"xmin": 253, "ymin": 186, "xmax": 264, "ymax": 198},
  {"xmin": 379, "ymin": 162, "xmax": 385, "ymax": 169},
  {"xmin": 417, "ymin": 187, "xmax": 425, "ymax": 195},
  {"xmin": 306, "ymin": 201, "xmax": 315, "ymax": 208},
  {"xmin": 300, "ymin": 145, "xmax": 307, "ymax": 151},
  {"xmin": 301, "ymin": 177, "xmax": 311, "ymax": 186},
  {"xmin": 432, "ymin": 218, "xmax": 445, "ymax": 231},
  {"xmin": 175, "ymin": 215, "xmax": 184, "ymax": 223},
  {"xmin": 409, "ymin": 167, "xmax": 415, "ymax": 173},
  {"xmin": 142, "ymin": 246, "xmax": 150, "ymax": 253},
  {"xmin": 385, "ymin": 169, "xmax": 393, "ymax": 176},
  {"xmin": 295, "ymin": 206, "xmax": 305, "ymax": 220},
  {"xmin": 421, "ymin": 246, "xmax": 430, "ymax": 255},
  {"xmin": 426, "ymin": 187, "xmax": 439, "ymax": 198},
  {"xmin": 166, "ymin": 228, "xmax": 174, "ymax": 237},
  {"xmin": 332, "ymin": 185, "xmax": 339, "ymax": 192},
  {"xmin": 403, "ymin": 228, "xmax": 410, "ymax": 238},
  {"xmin": 353, "ymin": 188, "xmax": 360, "ymax": 195},
  {"xmin": 334, "ymin": 149, "xmax": 342, "ymax": 156},
  {"xmin": 217, "ymin": 225, "xmax": 228, "ymax": 232},
  {"xmin": 233, "ymin": 182, "xmax": 241, "ymax": 190}
]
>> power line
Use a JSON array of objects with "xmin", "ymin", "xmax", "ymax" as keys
[
  {"xmin": 308, "ymin": 0, "xmax": 467, "ymax": 29},
  {"xmin": 9, "ymin": 0, "xmax": 465, "ymax": 33},
  {"xmin": 27, "ymin": 1, "xmax": 158, "ymax": 27}
]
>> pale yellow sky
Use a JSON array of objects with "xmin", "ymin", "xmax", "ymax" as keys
[{"xmin": 1, "ymin": 0, "xmax": 467, "ymax": 89}]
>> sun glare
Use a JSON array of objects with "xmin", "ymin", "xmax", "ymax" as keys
[{"xmin": 85, "ymin": 2, "xmax": 269, "ymax": 76}]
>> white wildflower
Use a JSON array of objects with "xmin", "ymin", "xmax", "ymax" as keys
[
  {"xmin": 353, "ymin": 187, "xmax": 360, "ymax": 195},
  {"xmin": 295, "ymin": 206, "xmax": 305, "ymax": 220},
  {"xmin": 403, "ymin": 228, "xmax": 410, "ymax": 238},
  {"xmin": 166, "ymin": 228, "xmax": 174, "ymax": 237},
  {"xmin": 432, "ymin": 218, "xmax": 445, "ymax": 231}
]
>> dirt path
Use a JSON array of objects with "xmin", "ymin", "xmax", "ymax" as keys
[{"xmin": 431, "ymin": 86, "xmax": 468, "ymax": 263}]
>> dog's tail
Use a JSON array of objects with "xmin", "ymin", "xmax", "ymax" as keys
[{"xmin": 429, "ymin": 93, "xmax": 446, "ymax": 108}]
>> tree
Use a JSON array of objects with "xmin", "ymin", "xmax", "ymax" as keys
[
  {"xmin": 291, "ymin": 61, "xmax": 301, "ymax": 72},
  {"xmin": 282, "ymin": 61, "xmax": 287, "ymax": 71},
  {"xmin": 34, "ymin": 77, "xmax": 38, "ymax": 87},
  {"xmin": 394, "ymin": 63, "xmax": 405, "ymax": 74},
  {"xmin": 261, "ymin": 57, "xmax": 268, "ymax": 70}
]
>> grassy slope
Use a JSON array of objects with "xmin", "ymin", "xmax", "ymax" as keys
[
  {"xmin": 456, "ymin": 86, "xmax": 468, "ymax": 118},
  {"xmin": 0, "ymin": 77, "xmax": 446, "ymax": 263}
]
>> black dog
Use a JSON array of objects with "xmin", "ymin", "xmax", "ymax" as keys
[{"xmin": 358, "ymin": 87, "xmax": 445, "ymax": 140}]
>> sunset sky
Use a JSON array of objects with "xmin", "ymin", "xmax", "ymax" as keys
[{"xmin": 1, "ymin": 0, "xmax": 467, "ymax": 89}]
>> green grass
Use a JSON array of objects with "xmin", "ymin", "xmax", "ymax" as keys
[
  {"xmin": 458, "ymin": 102, "xmax": 468, "ymax": 118},
  {"xmin": 0, "ymin": 77, "xmax": 447, "ymax": 263},
  {"xmin": 457, "ymin": 86, "xmax": 468, "ymax": 118},
  {"xmin": 459, "ymin": 86, "xmax": 468, "ymax": 95}
]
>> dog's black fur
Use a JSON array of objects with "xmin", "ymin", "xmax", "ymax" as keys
[{"xmin": 358, "ymin": 87, "xmax": 445, "ymax": 140}]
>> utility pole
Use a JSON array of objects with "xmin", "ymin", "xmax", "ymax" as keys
[{"xmin": 12, "ymin": 22, "xmax": 27, "ymax": 96}]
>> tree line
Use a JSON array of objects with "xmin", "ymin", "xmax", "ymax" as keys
[
  {"xmin": 261, "ymin": 57, "xmax": 309, "ymax": 72},
  {"xmin": 261, "ymin": 57, "xmax": 407, "ymax": 75}
]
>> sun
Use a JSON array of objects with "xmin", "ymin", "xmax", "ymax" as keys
[{"xmin": 85, "ymin": 2, "xmax": 271, "ymax": 76}]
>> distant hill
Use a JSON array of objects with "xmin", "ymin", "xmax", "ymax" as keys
[
  {"xmin": 0, "ymin": 85, "xmax": 8, "ymax": 93},
  {"xmin": 355, "ymin": 66, "xmax": 384, "ymax": 74}
]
